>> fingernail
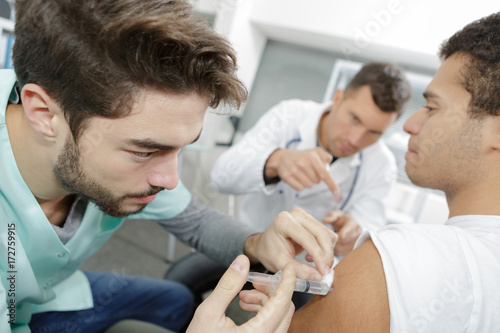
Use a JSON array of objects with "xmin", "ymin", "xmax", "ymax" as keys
[{"xmin": 230, "ymin": 255, "xmax": 245, "ymax": 272}]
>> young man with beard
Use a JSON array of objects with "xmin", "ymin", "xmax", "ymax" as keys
[{"xmin": 0, "ymin": 1, "xmax": 335, "ymax": 332}]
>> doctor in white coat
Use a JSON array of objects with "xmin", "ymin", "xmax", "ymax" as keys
[{"xmin": 212, "ymin": 62, "xmax": 411, "ymax": 256}]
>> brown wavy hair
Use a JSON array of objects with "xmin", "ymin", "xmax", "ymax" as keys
[
  {"xmin": 345, "ymin": 62, "xmax": 411, "ymax": 117},
  {"xmin": 13, "ymin": 0, "xmax": 247, "ymax": 140}
]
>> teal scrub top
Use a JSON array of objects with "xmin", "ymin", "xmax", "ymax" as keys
[{"xmin": 0, "ymin": 70, "xmax": 192, "ymax": 333}]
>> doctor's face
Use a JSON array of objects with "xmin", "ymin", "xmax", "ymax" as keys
[
  {"xmin": 403, "ymin": 54, "xmax": 486, "ymax": 194},
  {"xmin": 319, "ymin": 85, "xmax": 397, "ymax": 157},
  {"xmin": 53, "ymin": 90, "xmax": 208, "ymax": 217}
]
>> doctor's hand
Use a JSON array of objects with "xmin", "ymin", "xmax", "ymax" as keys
[
  {"xmin": 264, "ymin": 148, "xmax": 340, "ymax": 196},
  {"xmin": 186, "ymin": 255, "xmax": 296, "ymax": 333},
  {"xmin": 323, "ymin": 210, "xmax": 362, "ymax": 256},
  {"xmin": 243, "ymin": 208, "xmax": 336, "ymax": 281}
]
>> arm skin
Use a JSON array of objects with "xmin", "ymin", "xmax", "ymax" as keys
[{"xmin": 289, "ymin": 240, "xmax": 390, "ymax": 332}]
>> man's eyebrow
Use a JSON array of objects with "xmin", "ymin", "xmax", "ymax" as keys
[
  {"xmin": 423, "ymin": 91, "xmax": 440, "ymax": 100},
  {"xmin": 127, "ymin": 130, "xmax": 202, "ymax": 151},
  {"xmin": 350, "ymin": 110, "xmax": 383, "ymax": 135},
  {"xmin": 127, "ymin": 139, "xmax": 177, "ymax": 151}
]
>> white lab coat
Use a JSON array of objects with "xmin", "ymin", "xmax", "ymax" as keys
[{"xmin": 211, "ymin": 99, "xmax": 397, "ymax": 232}]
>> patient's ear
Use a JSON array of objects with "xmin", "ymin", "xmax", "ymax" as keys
[
  {"xmin": 489, "ymin": 114, "xmax": 500, "ymax": 151},
  {"xmin": 332, "ymin": 89, "xmax": 344, "ymax": 106},
  {"xmin": 21, "ymin": 83, "xmax": 65, "ymax": 142}
]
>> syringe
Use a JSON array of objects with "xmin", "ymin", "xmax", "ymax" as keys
[{"xmin": 247, "ymin": 271, "xmax": 332, "ymax": 295}]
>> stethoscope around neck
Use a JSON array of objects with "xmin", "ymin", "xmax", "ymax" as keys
[{"xmin": 339, "ymin": 152, "xmax": 362, "ymax": 210}]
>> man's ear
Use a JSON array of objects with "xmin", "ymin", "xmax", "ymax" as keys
[
  {"xmin": 21, "ymin": 83, "xmax": 64, "ymax": 142},
  {"xmin": 332, "ymin": 89, "xmax": 344, "ymax": 106},
  {"xmin": 492, "ymin": 114, "xmax": 500, "ymax": 151}
]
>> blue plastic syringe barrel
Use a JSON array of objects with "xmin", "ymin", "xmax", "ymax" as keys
[{"xmin": 247, "ymin": 271, "xmax": 332, "ymax": 295}]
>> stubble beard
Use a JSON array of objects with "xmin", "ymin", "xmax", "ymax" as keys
[{"xmin": 53, "ymin": 137, "xmax": 147, "ymax": 217}]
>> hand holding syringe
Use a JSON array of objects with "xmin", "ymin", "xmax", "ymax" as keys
[{"xmin": 247, "ymin": 270, "xmax": 333, "ymax": 295}]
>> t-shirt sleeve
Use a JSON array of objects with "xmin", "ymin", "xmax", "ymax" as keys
[{"xmin": 355, "ymin": 224, "xmax": 474, "ymax": 333}]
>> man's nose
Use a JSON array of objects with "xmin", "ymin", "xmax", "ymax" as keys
[
  {"xmin": 147, "ymin": 154, "xmax": 179, "ymax": 190},
  {"xmin": 403, "ymin": 107, "xmax": 426, "ymax": 135},
  {"xmin": 348, "ymin": 127, "xmax": 365, "ymax": 147}
]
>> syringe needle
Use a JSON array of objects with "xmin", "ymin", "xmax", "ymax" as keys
[{"xmin": 247, "ymin": 271, "xmax": 332, "ymax": 295}]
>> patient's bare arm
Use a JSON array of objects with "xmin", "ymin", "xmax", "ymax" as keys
[{"xmin": 289, "ymin": 240, "xmax": 390, "ymax": 332}]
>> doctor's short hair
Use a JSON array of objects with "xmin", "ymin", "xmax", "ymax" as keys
[
  {"xmin": 345, "ymin": 62, "xmax": 411, "ymax": 117},
  {"xmin": 12, "ymin": 0, "xmax": 247, "ymax": 141},
  {"xmin": 439, "ymin": 11, "xmax": 500, "ymax": 119}
]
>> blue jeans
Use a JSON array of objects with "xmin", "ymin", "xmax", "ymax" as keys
[{"xmin": 29, "ymin": 272, "xmax": 194, "ymax": 333}]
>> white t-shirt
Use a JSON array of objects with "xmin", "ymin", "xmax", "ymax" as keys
[{"xmin": 356, "ymin": 215, "xmax": 500, "ymax": 332}]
